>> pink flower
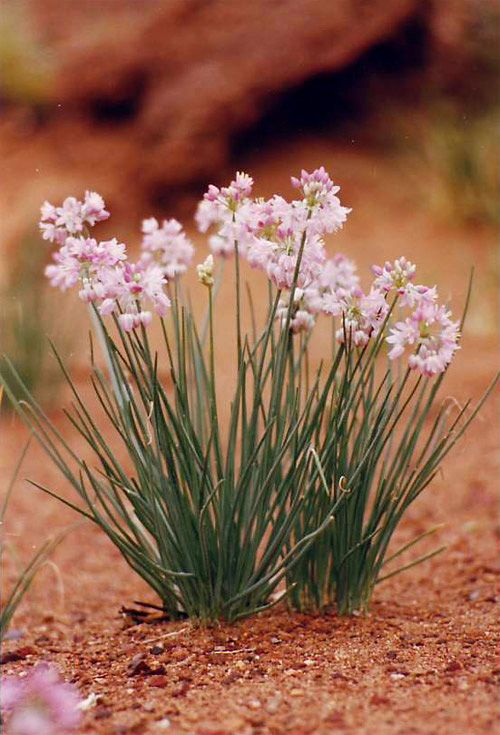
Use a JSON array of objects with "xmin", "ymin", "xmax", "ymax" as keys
[
  {"xmin": 39, "ymin": 192, "xmax": 109, "ymax": 244},
  {"xmin": 81, "ymin": 191, "xmax": 109, "ymax": 226},
  {"xmin": 204, "ymin": 172, "xmax": 253, "ymax": 206},
  {"xmin": 40, "ymin": 201, "xmax": 57, "ymax": 222},
  {"xmin": 319, "ymin": 254, "xmax": 359, "ymax": 295},
  {"xmin": 387, "ymin": 301, "xmax": 460, "ymax": 375},
  {"xmin": 44, "ymin": 237, "xmax": 126, "ymax": 292},
  {"xmin": 140, "ymin": 217, "xmax": 194, "ymax": 278},
  {"xmin": 112, "ymin": 261, "xmax": 171, "ymax": 330},
  {"xmin": 195, "ymin": 173, "xmax": 254, "ymax": 257},
  {"xmin": 291, "ymin": 167, "xmax": 351, "ymax": 235},
  {"xmin": 245, "ymin": 196, "xmax": 326, "ymax": 289},
  {"xmin": 1, "ymin": 665, "xmax": 82, "ymax": 735},
  {"xmin": 79, "ymin": 263, "xmax": 124, "ymax": 309},
  {"xmin": 372, "ymin": 257, "xmax": 416, "ymax": 294},
  {"xmin": 276, "ymin": 289, "xmax": 316, "ymax": 334},
  {"xmin": 291, "ymin": 166, "xmax": 336, "ymax": 203},
  {"xmin": 54, "ymin": 197, "xmax": 83, "ymax": 235},
  {"xmin": 195, "ymin": 172, "xmax": 253, "ymax": 229},
  {"xmin": 399, "ymin": 283, "xmax": 438, "ymax": 308},
  {"xmin": 324, "ymin": 287, "xmax": 389, "ymax": 347},
  {"xmin": 41, "ymin": 193, "xmax": 172, "ymax": 330},
  {"xmin": 118, "ymin": 310, "xmax": 152, "ymax": 332},
  {"xmin": 39, "ymin": 222, "xmax": 70, "ymax": 246},
  {"xmin": 195, "ymin": 167, "xmax": 349, "ymax": 267}
]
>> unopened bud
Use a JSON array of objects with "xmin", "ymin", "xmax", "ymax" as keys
[{"xmin": 197, "ymin": 254, "xmax": 215, "ymax": 287}]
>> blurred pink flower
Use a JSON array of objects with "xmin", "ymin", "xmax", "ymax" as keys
[
  {"xmin": 1, "ymin": 665, "xmax": 82, "ymax": 735},
  {"xmin": 276, "ymin": 289, "xmax": 316, "ymax": 334},
  {"xmin": 44, "ymin": 236, "xmax": 126, "ymax": 292},
  {"xmin": 245, "ymin": 196, "xmax": 326, "ymax": 289},
  {"xmin": 372, "ymin": 257, "xmax": 416, "ymax": 294},
  {"xmin": 110, "ymin": 261, "xmax": 170, "ymax": 330},
  {"xmin": 141, "ymin": 217, "xmax": 194, "ymax": 278}
]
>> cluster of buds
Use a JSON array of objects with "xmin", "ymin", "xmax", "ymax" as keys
[{"xmin": 197, "ymin": 254, "xmax": 215, "ymax": 287}]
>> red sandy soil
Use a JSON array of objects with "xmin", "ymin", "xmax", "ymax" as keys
[{"xmin": 1, "ymin": 136, "xmax": 499, "ymax": 734}]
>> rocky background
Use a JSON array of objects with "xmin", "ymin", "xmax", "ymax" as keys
[{"xmin": 1, "ymin": 0, "xmax": 498, "ymax": 207}]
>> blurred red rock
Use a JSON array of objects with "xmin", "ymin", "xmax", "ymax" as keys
[{"xmin": 33, "ymin": 0, "xmax": 419, "ymax": 192}]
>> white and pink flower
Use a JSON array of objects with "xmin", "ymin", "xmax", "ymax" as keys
[
  {"xmin": 140, "ymin": 217, "xmax": 194, "ymax": 278},
  {"xmin": 387, "ymin": 300, "xmax": 460, "ymax": 376},
  {"xmin": 323, "ymin": 286, "xmax": 389, "ymax": 347},
  {"xmin": 40, "ymin": 191, "xmax": 109, "ymax": 244}
]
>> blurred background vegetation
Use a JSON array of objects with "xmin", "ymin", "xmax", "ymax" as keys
[{"xmin": 0, "ymin": 232, "xmax": 76, "ymax": 412}]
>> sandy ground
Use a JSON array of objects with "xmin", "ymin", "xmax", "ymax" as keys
[{"xmin": 1, "ymin": 135, "xmax": 499, "ymax": 734}]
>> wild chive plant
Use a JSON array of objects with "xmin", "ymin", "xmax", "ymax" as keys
[{"xmin": 1, "ymin": 170, "xmax": 496, "ymax": 621}]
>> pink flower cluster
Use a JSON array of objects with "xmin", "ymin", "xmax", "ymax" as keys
[
  {"xmin": 0, "ymin": 666, "xmax": 82, "ymax": 735},
  {"xmin": 41, "ymin": 193, "xmax": 194, "ymax": 331},
  {"xmin": 40, "ymin": 192, "xmax": 109, "ymax": 244},
  {"xmin": 267, "ymin": 239, "xmax": 459, "ymax": 375},
  {"xmin": 39, "ymin": 169, "xmax": 460, "ymax": 375},
  {"xmin": 275, "ymin": 254, "xmax": 361, "ymax": 335},
  {"xmin": 195, "ymin": 172, "xmax": 256, "ymax": 257},
  {"xmin": 323, "ymin": 286, "xmax": 389, "ymax": 347},
  {"xmin": 277, "ymin": 251, "xmax": 458, "ymax": 374},
  {"xmin": 195, "ymin": 167, "xmax": 351, "ymax": 289},
  {"xmin": 318, "ymin": 256, "xmax": 459, "ymax": 373},
  {"xmin": 386, "ymin": 296, "xmax": 460, "ymax": 376},
  {"xmin": 141, "ymin": 217, "xmax": 194, "ymax": 278}
]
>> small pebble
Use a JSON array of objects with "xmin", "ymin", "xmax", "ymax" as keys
[
  {"xmin": 150, "ymin": 645, "xmax": 164, "ymax": 655},
  {"xmin": 266, "ymin": 696, "xmax": 281, "ymax": 714},
  {"xmin": 94, "ymin": 706, "xmax": 112, "ymax": 720},
  {"xmin": 155, "ymin": 718, "xmax": 171, "ymax": 730}
]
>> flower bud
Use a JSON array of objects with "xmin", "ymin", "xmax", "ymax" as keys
[{"xmin": 197, "ymin": 254, "xmax": 215, "ymax": 287}]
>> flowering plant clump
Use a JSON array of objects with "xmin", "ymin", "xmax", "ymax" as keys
[
  {"xmin": 0, "ymin": 665, "xmax": 82, "ymax": 735},
  {"xmin": 3, "ymin": 167, "xmax": 496, "ymax": 620}
]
